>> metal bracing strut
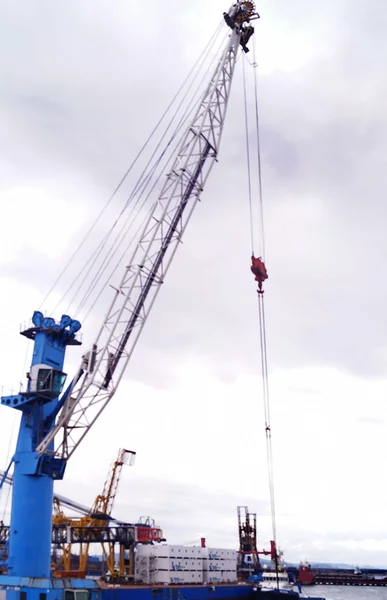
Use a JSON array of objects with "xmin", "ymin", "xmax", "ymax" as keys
[{"xmin": 36, "ymin": 28, "xmax": 242, "ymax": 461}]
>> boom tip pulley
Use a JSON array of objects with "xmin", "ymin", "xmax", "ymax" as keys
[
  {"xmin": 223, "ymin": 2, "xmax": 260, "ymax": 53},
  {"xmin": 226, "ymin": 1, "xmax": 258, "ymax": 24}
]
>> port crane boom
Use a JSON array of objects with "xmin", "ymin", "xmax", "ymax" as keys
[
  {"xmin": 35, "ymin": 25, "xmax": 243, "ymax": 461},
  {"xmin": 0, "ymin": 1, "xmax": 260, "ymax": 588}
]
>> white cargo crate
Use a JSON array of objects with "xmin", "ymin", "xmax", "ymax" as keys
[
  {"xmin": 169, "ymin": 545, "xmax": 190, "ymax": 556},
  {"xmin": 222, "ymin": 559, "xmax": 237, "ymax": 571},
  {"xmin": 151, "ymin": 571, "xmax": 186, "ymax": 585},
  {"xmin": 136, "ymin": 544, "xmax": 155, "ymax": 557},
  {"xmin": 185, "ymin": 571, "xmax": 203, "ymax": 584},
  {"xmin": 169, "ymin": 559, "xmax": 187, "ymax": 573},
  {"xmin": 172, "ymin": 558, "xmax": 203, "ymax": 571},
  {"xmin": 203, "ymin": 560, "xmax": 236, "ymax": 570},
  {"xmin": 150, "ymin": 569, "xmax": 204, "ymax": 585},
  {"xmin": 204, "ymin": 573, "xmax": 223, "ymax": 584},
  {"xmin": 151, "ymin": 544, "xmax": 169, "ymax": 557},
  {"xmin": 135, "ymin": 567, "xmax": 151, "ymax": 584},
  {"xmin": 203, "ymin": 560, "xmax": 223, "ymax": 571},
  {"xmin": 203, "ymin": 570, "xmax": 237, "ymax": 584},
  {"xmin": 135, "ymin": 555, "xmax": 151, "ymax": 570},
  {"xmin": 207, "ymin": 549, "xmax": 222, "ymax": 560},
  {"xmin": 145, "ymin": 545, "xmax": 204, "ymax": 559},
  {"xmin": 151, "ymin": 557, "xmax": 202, "ymax": 571},
  {"xmin": 150, "ymin": 570, "xmax": 203, "ymax": 585},
  {"xmin": 169, "ymin": 546, "xmax": 203, "ymax": 558},
  {"xmin": 207, "ymin": 548, "xmax": 237, "ymax": 560}
]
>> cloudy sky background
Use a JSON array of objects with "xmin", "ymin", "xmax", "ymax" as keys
[{"xmin": 1, "ymin": 0, "xmax": 387, "ymax": 567}]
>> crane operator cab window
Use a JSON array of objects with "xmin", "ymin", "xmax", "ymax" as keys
[
  {"xmin": 37, "ymin": 368, "xmax": 66, "ymax": 396},
  {"xmin": 28, "ymin": 364, "xmax": 67, "ymax": 398}
]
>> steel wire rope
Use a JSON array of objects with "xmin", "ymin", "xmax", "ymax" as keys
[
  {"xmin": 71, "ymin": 28, "xmax": 227, "ymax": 318},
  {"xmin": 242, "ymin": 56, "xmax": 255, "ymax": 254},
  {"xmin": 57, "ymin": 26, "xmax": 226, "ymax": 320},
  {"xmin": 243, "ymin": 45, "xmax": 278, "ymax": 567},
  {"xmin": 73, "ymin": 32, "xmax": 228, "ymax": 320},
  {"xmin": 81, "ymin": 34, "xmax": 230, "ymax": 323},
  {"xmin": 56, "ymin": 23, "xmax": 225, "ymax": 316},
  {"xmin": 43, "ymin": 20, "xmax": 224, "ymax": 313},
  {"xmin": 252, "ymin": 41, "xmax": 266, "ymax": 263},
  {"xmin": 76, "ymin": 31, "xmax": 230, "ymax": 322},
  {"xmin": 251, "ymin": 40, "xmax": 278, "ymax": 551}
]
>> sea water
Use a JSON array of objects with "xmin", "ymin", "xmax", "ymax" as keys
[{"xmin": 305, "ymin": 586, "xmax": 385, "ymax": 599}]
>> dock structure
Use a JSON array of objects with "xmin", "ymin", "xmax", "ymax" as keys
[{"xmin": 314, "ymin": 572, "xmax": 387, "ymax": 587}]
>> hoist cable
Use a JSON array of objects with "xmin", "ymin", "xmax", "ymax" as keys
[
  {"xmin": 57, "ymin": 23, "xmax": 225, "ymax": 316},
  {"xmin": 252, "ymin": 41, "xmax": 266, "ymax": 262},
  {"xmin": 252, "ymin": 51, "xmax": 278, "ymax": 561},
  {"xmin": 244, "ymin": 41, "xmax": 278, "ymax": 562},
  {"xmin": 57, "ymin": 26, "xmax": 227, "ymax": 319},
  {"xmin": 42, "ymin": 20, "xmax": 224, "ymax": 313},
  {"xmin": 242, "ymin": 56, "xmax": 255, "ymax": 255},
  {"xmin": 258, "ymin": 294, "xmax": 277, "ymax": 544},
  {"xmin": 73, "ymin": 30, "xmax": 229, "ymax": 320}
]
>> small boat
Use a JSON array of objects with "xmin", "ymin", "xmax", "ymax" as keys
[
  {"xmin": 249, "ymin": 570, "xmax": 327, "ymax": 600},
  {"xmin": 259, "ymin": 570, "xmax": 293, "ymax": 590}
]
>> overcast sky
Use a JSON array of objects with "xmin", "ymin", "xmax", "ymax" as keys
[{"xmin": 1, "ymin": 0, "xmax": 387, "ymax": 569}]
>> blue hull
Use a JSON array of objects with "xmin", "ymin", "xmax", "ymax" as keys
[
  {"xmin": 100, "ymin": 585, "xmax": 255, "ymax": 600},
  {"xmin": 0, "ymin": 579, "xmax": 325, "ymax": 600}
]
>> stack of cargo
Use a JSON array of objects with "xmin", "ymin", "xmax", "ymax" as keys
[
  {"xmin": 135, "ymin": 545, "xmax": 238, "ymax": 585},
  {"xmin": 202, "ymin": 548, "xmax": 238, "ymax": 584},
  {"xmin": 135, "ymin": 544, "xmax": 204, "ymax": 585}
]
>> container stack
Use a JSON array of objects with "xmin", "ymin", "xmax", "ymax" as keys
[
  {"xmin": 202, "ymin": 548, "xmax": 238, "ymax": 584},
  {"xmin": 135, "ymin": 545, "xmax": 238, "ymax": 585},
  {"xmin": 135, "ymin": 544, "xmax": 204, "ymax": 585}
]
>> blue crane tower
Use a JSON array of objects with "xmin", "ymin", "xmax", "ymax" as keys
[
  {"xmin": 1, "ymin": 313, "xmax": 81, "ymax": 579},
  {"xmin": 0, "ymin": 4, "xmax": 260, "ymax": 600}
]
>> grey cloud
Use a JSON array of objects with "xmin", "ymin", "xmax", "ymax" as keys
[
  {"xmin": 54, "ymin": 474, "xmax": 270, "ymax": 549},
  {"xmin": 2, "ymin": 0, "xmax": 387, "ymax": 391},
  {"xmin": 52, "ymin": 474, "xmax": 387, "ymax": 566}
]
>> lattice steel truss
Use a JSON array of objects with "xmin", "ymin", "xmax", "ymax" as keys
[{"xmin": 37, "ymin": 29, "xmax": 241, "ymax": 459}]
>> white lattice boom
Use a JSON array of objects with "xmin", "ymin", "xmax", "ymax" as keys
[{"xmin": 36, "ymin": 29, "xmax": 241, "ymax": 460}]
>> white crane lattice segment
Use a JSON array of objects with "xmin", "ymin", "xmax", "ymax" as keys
[{"xmin": 36, "ymin": 29, "xmax": 240, "ymax": 460}]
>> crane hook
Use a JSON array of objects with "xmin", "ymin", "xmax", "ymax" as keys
[{"xmin": 251, "ymin": 255, "xmax": 268, "ymax": 294}]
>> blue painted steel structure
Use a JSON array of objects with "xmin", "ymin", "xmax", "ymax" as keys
[{"xmin": 0, "ymin": 311, "xmax": 81, "ymax": 579}]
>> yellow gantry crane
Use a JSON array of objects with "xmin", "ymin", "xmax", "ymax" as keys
[
  {"xmin": 90, "ymin": 448, "xmax": 136, "ymax": 519},
  {"xmin": 52, "ymin": 448, "xmax": 136, "ymax": 576}
]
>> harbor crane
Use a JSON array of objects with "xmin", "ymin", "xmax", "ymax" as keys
[
  {"xmin": 0, "ymin": 465, "xmax": 163, "ymax": 578},
  {"xmin": 0, "ymin": 3, "xmax": 266, "ymax": 600},
  {"xmin": 237, "ymin": 506, "xmax": 278, "ymax": 581},
  {"xmin": 52, "ymin": 448, "xmax": 136, "ymax": 575}
]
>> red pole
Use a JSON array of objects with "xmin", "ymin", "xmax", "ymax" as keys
[{"xmin": 201, "ymin": 537, "xmax": 206, "ymax": 548}]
